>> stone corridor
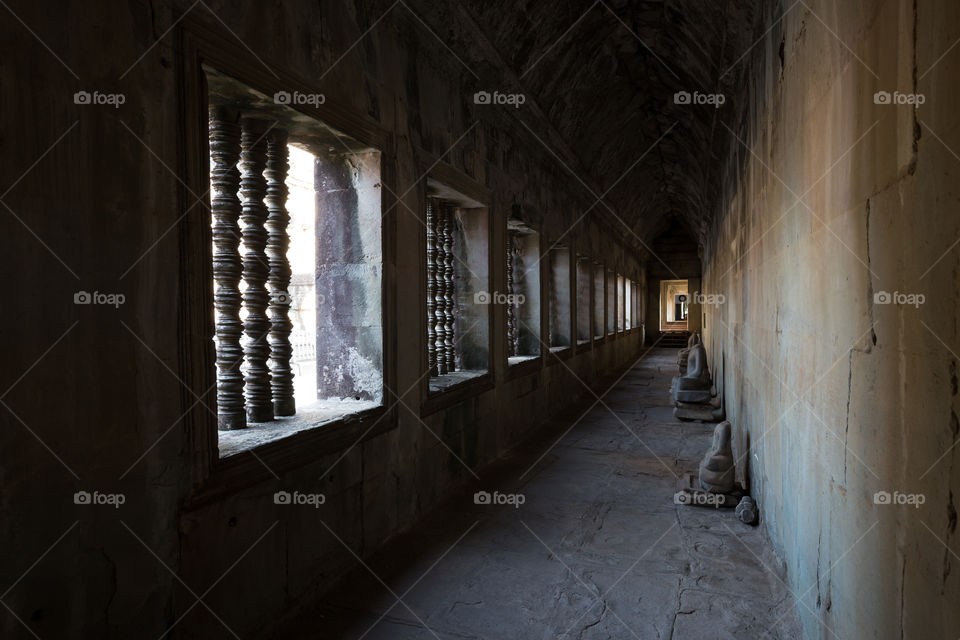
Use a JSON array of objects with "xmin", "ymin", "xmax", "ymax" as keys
[
  {"xmin": 276, "ymin": 349, "xmax": 802, "ymax": 639},
  {"xmin": 7, "ymin": 1, "xmax": 960, "ymax": 636}
]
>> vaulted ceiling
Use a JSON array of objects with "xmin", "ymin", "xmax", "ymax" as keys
[{"xmin": 461, "ymin": 0, "xmax": 765, "ymax": 246}]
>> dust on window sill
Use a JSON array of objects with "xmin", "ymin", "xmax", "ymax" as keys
[
  {"xmin": 217, "ymin": 398, "xmax": 381, "ymax": 458},
  {"xmin": 428, "ymin": 369, "xmax": 487, "ymax": 393}
]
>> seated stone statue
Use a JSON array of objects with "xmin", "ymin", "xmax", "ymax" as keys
[
  {"xmin": 699, "ymin": 421, "xmax": 735, "ymax": 493},
  {"xmin": 677, "ymin": 331, "xmax": 700, "ymax": 375},
  {"xmin": 672, "ymin": 341, "xmax": 712, "ymax": 404}
]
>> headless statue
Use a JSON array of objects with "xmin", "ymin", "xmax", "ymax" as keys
[
  {"xmin": 699, "ymin": 421, "xmax": 735, "ymax": 493},
  {"xmin": 673, "ymin": 342, "xmax": 712, "ymax": 404},
  {"xmin": 677, "ymin": 332, "xmax": 700, "ymax": 375},
  {"xmin": 683, "ymin": 343, "xmax": 710, "ymax": 384}
]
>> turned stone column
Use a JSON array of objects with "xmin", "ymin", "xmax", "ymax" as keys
[
  {"xmin": 441, "ymin": 207, "xmax": 456, "ymax": 373},
  {"xmin": 240, "ymin": 118, "xmax": 273, "ymax": 423},
  {"xmin": 506, "ymin": 233, "xmax": 519, "ymax": 357},
  {"xmin": 435, "ymin": 206, "xmax": 449, "ymax": 374},
  {"xmin": 426, "ymin": 199, "xmax": 438, "ymax": 375},
  {"xmin": 210, "ymin": 107, "xmax": 246, "ymax": 430},
  {"xmin": 265, "ymin": 128, "xmax": 295, "ymax": 416}
]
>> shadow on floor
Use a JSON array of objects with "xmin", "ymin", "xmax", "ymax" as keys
[{"xmin": 271, "ymin": 349, "xmax": 802, "ymax": 640}]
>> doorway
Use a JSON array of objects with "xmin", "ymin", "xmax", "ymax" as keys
[{"xmin": 659, "ymin": 279, "xmax": 688, "ymax": 332}]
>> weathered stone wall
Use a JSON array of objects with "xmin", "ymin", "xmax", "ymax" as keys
[
  {"xmin": 0, "ymin": 1, "xmax": 646, "ymax": 637},
  {"xmin": 702, "ymin": 0, "xmax": 960, "ymax": 637}
]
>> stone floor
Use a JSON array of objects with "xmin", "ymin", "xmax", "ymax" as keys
[{"xmin": 274, "ymin": 349, "xmax": 802, "ymax": 639}]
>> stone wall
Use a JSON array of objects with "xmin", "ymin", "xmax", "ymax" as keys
[
  {"xmin": 701, "ymin": 0, "xmax": 960, "ymax": 637},
  {"xmin": 0, "ymin": 1, "xmax": 646, "ymax": 637}
]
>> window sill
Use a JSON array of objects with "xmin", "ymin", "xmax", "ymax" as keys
[
  {"xmin": 428, "ymin": 369, "xmax": 487, "ymax": 394},
  {"xmin": 422, "ymin": 370, "xmax": 493, "ymax": 416},
  {"xmin": 547, "ymin": 346, "xmax": 573, "ymax": 362},
  {"xmin": 185, "ymin": 403, "xmax": 392, "ymax": 508},
  {"xmin": 218, "ymin": 398, "xmax": 381, "ymax": 458},
  {"xmin": 505, "ymin": 355, "xmax": 542, "ymax": 380}
]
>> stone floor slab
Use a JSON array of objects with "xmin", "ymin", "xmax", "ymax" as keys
[{"xmin": 273, "ymin": 349, "xmax": 802, "ymax": 639}]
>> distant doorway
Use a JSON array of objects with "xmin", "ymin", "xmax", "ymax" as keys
[{"xmin": 659, "ymin": 279, "xmax": 688, "ymax": 331}]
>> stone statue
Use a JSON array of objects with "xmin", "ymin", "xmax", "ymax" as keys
[
  {"xmin": 671, "ymin": 339, "xmax": 724, "ymax": 421},
  {"xmin": 672, "ymin": 341, "xmax": 712, "ymax": 404},
  {"xmin": 699, "ymin": 421, "xmax": 735, "ymax": 493},
  {"xmin": 677, "ymin": 331, "xmax": 700, "ymax": 375}
]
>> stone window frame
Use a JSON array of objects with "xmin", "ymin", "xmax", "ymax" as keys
[
  {"xmin": 592, "ymin": 261, "xmax": 607, "ymax": 343},
  {"xmin": 614, "ymin": 271, "xmax": 627, "ymax": 335},
  {"xmin": 546, "ymin": 242, "xmax": 573, "ymax": 358},
  {"xmin": 423, "ymin": 194, "xmax": 491, "ymax": 395},
  {"xmin": 419, "ymin": 163, "xmax": 494, "ymax": 416},
  {"xmin": 574, "ymin": 254, "xmax": 593, "ymax": 348},
  {"xmin": 177, "ymin": 19, "xmax": 397, "ymax": 498},
  {"xmin": 624, "ymin": 278, "xmax": 633, "ymax": 330},
  {"xmin": 506, "ymin": 219, "xmax": 545, "ymax": 370},
  {"xmin": 637, "ymin": 279, "xmax": 644, "ymax": 333},
  {"xmin": 606, "ymin": 267, "xmax": 617, "ymax": 336},
  {"xmin": 626, "ymin": 277, "xmax": 640, "ymax": 333}
]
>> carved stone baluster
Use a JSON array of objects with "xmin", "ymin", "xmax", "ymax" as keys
[
  {"xmin": 548, "ymin": 250, "xmax": 555, "ymax": 347},
  {"xmin": 507, "ymin": 234, "xmax": 520, "ymax": 357},
  {"xmin": 210, "ymin": 107, "xmax": 246, "ymax": 431},
  {"xmin": 426, "ymin": 199, "xmax": 438, "ymax": 376},
  {"xmin": 435, "ymin": 207, "xmax": 449, "ymax": 374},
  {"xmin": 442, "ymin": 207, "xmax": 456, "ymax": 373},
  {"xmin": 240, "ymin": 118, "xmax": 273, "ymax": 423},
  {"xmin": 265, "ymin": 128, "xmax": 295, "ymax": 417},
  {"xmin": 505, "ymin": 231, "xmax": 515, "ymax": 357}
]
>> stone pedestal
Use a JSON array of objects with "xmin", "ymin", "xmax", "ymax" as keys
[{"xmin": 674, "ymin": 398, "xmax": 725, "ymax": 422}]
